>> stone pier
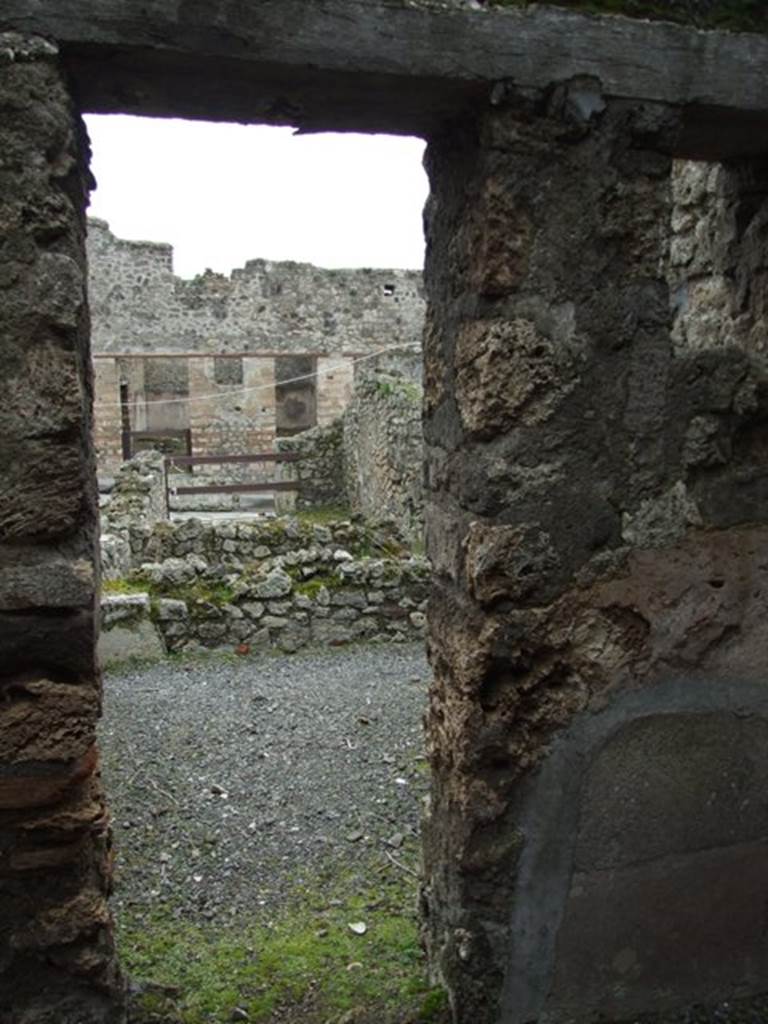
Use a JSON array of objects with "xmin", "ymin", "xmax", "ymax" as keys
[
  {"xmin": 421, "ymin": 90, "xmax": 768, "ymax": 1023},
  {"xmin": 0, "ymin": 35, "xmax": 124, "ymax": 1024}
]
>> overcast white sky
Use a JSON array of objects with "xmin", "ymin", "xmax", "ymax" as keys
[{"xmin": 84, "ymin": 115, "xmax": 429, "ymax": 279}]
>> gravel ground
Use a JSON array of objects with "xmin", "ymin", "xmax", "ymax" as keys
[{"xmin": 99, "ymin": 644, "xmax": 431, "ymax": 926}]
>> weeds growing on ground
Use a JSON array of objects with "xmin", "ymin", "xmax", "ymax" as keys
[{"xmin": 122, "ymin": 860, "xmax": 448, "ymax": 1024}]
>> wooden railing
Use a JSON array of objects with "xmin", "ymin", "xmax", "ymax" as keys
[{"xmin": 164, "ymin": 452, "xmax": 300, "ymax": 508}]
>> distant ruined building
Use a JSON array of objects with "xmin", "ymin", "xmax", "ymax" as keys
[{"xmin": 88, "ymin": 218, "xmax": 425, "ymax": 470}]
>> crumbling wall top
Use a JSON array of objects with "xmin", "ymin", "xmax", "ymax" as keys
[{"xmin": 87, "ymin": 218, "xmax": 425, "ymax": 356}]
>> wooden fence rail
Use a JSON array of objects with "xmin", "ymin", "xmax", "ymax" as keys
[{"xmin": 164, "ymin": 452, "xmax": 301, "ymax": 506}]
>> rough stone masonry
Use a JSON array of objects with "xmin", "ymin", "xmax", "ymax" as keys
[
  {"xmin": 421, "ymin": 83, "xmax": 768, "ymax": 1024},
  {"xmin": 0, "ymin": 33, "xmax": 122, "ymax": 1024},
  {"xmin": 88, "ymin": 218, "xmax": 424, "ymax": 470},
  {"xmin": 4, "ymin": 3, "xmax": 768, "ymax": 1023}
]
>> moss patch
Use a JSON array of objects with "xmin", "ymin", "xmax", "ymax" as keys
[
  {"xmin": 122, "ymin": 573, "xmax": 236, "ymax": 608},
  {"xmin": 295, "ymin": 505, "xmax": 353, "ymax": 526},
  {"xmin": 103, "ymin": 578, "xmax": 152, "ymax": 596},
  {"xmin": 122, "ymin": 865, "xmax": 448, "ymax": 1024},
  {"xmin": 293, "ymin": 574, "xmax": 347, "ymax": 598},
  {"xmin": 370, "ymin": 377, "xmax": 422, "ymax": 404}
]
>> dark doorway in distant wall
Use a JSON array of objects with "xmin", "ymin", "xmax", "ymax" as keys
[{"xmin": 275, "ymin": 354, "xmax": 318, "ymax": 435}]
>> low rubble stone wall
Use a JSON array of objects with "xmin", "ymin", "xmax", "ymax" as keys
[
  {"xmin": 100, "ymin": 450, "xmax": 167, "ymax": 578},
  {"xmin": 140, "ymin": 514, "xmax": 409, "ymax": 567},
  {"xmin": 276, "ymin": 419, "xmax": 345, "ymax": 509},
  {"xmin": 342, "ymin": 374, "xmax": 423, "ymax": 539},
  {"xmin": 99, "ymin": 515, "xmax": 428, "ymax": 664}
]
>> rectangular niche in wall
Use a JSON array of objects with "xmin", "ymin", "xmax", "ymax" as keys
[
  {"xmin": 137, "ymin": 355, "xmax": 191, "ymax": 452},
  {"xmin": 213, "ymin": 355, "xmax": 244, "ymax": 386},
  {"xmin": 275, "ymin": 354, "xmax": 317, "ymax": 436},
  {"xmin": 144, "ymin": 355, "xmax": 190, "ymax": 398}
]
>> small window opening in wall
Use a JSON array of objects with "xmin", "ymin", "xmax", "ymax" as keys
[
  {"xmin": 383, "ymin": 282, "xmax": 396, "ymax": 295},
  {"xmin": 275, "ymin": 353, "xmax": 317, "ymax": 436}
]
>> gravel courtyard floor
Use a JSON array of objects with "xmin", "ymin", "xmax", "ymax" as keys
[{"xmin": 99, "ymin": 643, "xmax": 431, "ymax": 928}]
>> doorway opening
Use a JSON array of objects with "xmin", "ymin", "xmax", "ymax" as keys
[{"xmin": 89, "ymin": 114, "xmax": 443, "ymax": 1023}]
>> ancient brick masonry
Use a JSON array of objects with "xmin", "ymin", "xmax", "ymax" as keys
[
  {"xmin": 0, "ymin": 35, "xmax": 124, "ymax": 1024},
  {"xmin": 422, "ymin": 88, "xmax": 768, "ymax": 1023},
  {"xmin": 87, "ymin": 218, "xmax": 425, "ymax": 472}
]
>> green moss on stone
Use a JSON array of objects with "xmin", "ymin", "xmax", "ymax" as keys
[
  {"xmin": 295, "ymin": 505, "xmax": 352, "ymax": 526},
  {"xmin": 293, "ymin": 573, "xmax": 347, "ymax": 597},
  {"xmin": 109, "ymin": 575, "xmax": 236, "ymax": 608},
  {"xmin": 370, "ymin": 375, "xmax": 423, "ymax": 404},
  {"xmin": 102, "ymin": 578, "xmax": 151, "ymax": 595}
]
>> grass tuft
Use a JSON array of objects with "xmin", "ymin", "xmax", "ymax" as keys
[{"xmin": 122, "ymin": 865, "xmax": 448, "ymax": 1024}]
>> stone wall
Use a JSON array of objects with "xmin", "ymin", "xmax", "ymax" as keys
[
  {"xmin": 670, "ymin": 159, "xmax": 768, "ymax": 360},
  {"xmin": 101, "ymin": 555, "xmax": 428, "ymax": 662},
  {"xmin": 7, "ymin": 6, "xmax": 768, "ymax": 1024},
  {"xmin": 89, "ymin": 219, "xmax": 425, "ymax": 472},
  {"xmin": 99, "ymin": 516, "xmax": 427, "ymax": 662},
  {"xmin": 421, "ymin": 91, "xmax": 768, "ymax": 1024},
  {"xmin": 277, "ymin": 420, "xmax": 346, "ymax": 509},
  {"xmin": 100, "ymin": 451, "xmax": 168, "ymax": 579},
  {"xmin": 343, "ymin": 373, "xmax": 424, "ymax": 539},
  {"xmin": 0, "ymin": 34, "xmax": 123, "ymax": 1023},
  {"xmin": 138, "ymin": 513, "xmax": 409, "ymax": 568},
  {"xmin": 87, "ymin": 218, "xmax": 425, "ymax": 356},
  {"xmin": 275, "ymin": 372, "xmax": 425, "ymax": 529}
]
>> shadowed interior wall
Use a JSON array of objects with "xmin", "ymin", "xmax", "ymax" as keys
[{"xmin": 0, "ymin": 33, "xmax": 124, "ymax": 1024}]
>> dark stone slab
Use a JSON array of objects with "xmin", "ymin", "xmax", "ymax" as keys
[
  {"xmin": 549, "ymin": 841, "xmax": 768, "ymax": 1021},
  {"xmin": 1, "ymin": 4, "xmax": 768, "ymax": 156},
  {"xmin": 575, "ymin": 712, "xmax": 768, "ymax": 871}
]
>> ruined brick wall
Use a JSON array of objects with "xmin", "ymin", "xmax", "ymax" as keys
[
  {"xmin": 88, "ymin": 219, "xmax": 424, "ymax": 470},
  {"xmin": 0, "ymin": 33, "xmax": 123, "ymax": 1024},
  {"xmin": 87, "ymin": 218, "xmax": 425, "ymax": 355},
  {"xmin": 186, "ymin": 356, "xmax": 276, "ymax": 457},
  {"xmin": 343, "ymin": 373, "xmax": 424, "ymax": 538},
  {"xmin": 93, "ymin": 353, "xmax": 278, "ymax": 469}
]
